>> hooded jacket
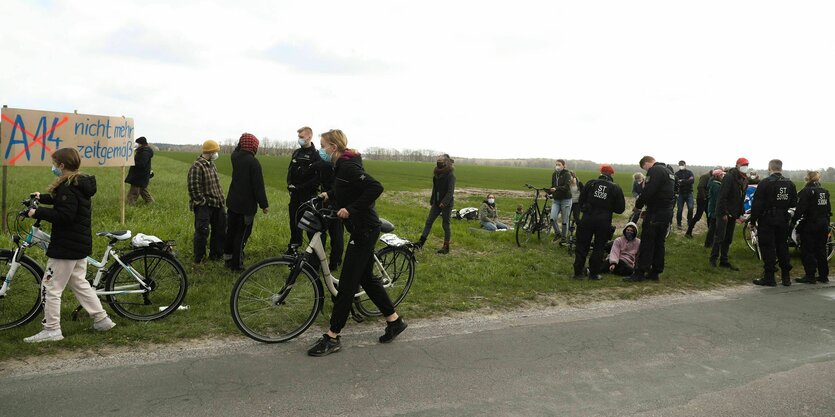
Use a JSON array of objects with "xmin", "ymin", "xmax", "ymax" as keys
[
  {"xmin": 226, "ymin": 147, "xmax": 269, "ymax": 215},
  {"xmin": 608, "ymin": 222, "xmax": 641, "ymax": 268},
  {"xmin": 124, "ymin": 145, "xmax": 153, "ymax": 188},
  {"xmin": 33, "ymin": 175, "xmax": 97, "ymax": 259},
  {"xmin": 327, "ymin": 152, "xmax": 383, "ymax": 235},
  {"xmin": 430, "ymin": 165, "xmax": 455, "ymax": 207}
]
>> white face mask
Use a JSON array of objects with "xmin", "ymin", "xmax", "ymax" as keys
[
  {"xmin": 210, "ymin": 152, "xmax": 219, "ymax": 161},
  {"xmin": 555, "ymin": 165, "xmax": 563, "ymax": 172},
  {"xmin": 678, "ymin": 165, "xmax": 685, "ymax": 171},
  {"xmin": 487, "ymin": 198, "xmax": 495, "ymax": 204}
]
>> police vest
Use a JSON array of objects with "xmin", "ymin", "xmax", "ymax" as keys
[
  {"xmin": 585, "ymin": 179, "xmax": 615, "ymax": 212},
  {"xmin": 765, "ymin": 176, "xmax": 795, "ymax": 213},
  {"xmin": 805, "ymin": 186, "xmax": 831, "ymax": 219}
]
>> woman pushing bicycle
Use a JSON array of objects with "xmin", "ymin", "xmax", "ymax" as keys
[
  {"xmin": 308, "ymin": 129, "xmax": 407, "ymax": 357},
  {"xmin": 23, "ymin": 147, "xmax": 116, "ymax": 343}
]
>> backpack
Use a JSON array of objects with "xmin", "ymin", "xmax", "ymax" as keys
[{"xmin": 452, "ymin": 207, "xmax": 479, "ymax": 220}]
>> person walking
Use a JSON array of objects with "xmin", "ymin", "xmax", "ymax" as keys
[
  {"xmin": 685, "ymin": 167, "xmax": 716, "ymax": 238},
  {"xmin": 479, "ymin": 193, "xmax": 509, "ymax": 231},
  {"xmin": 549, "ymin": 159, "xmax": 572, "ymax": 241},
  {"xmin": 23, "ymin": 148, "xmax": 116, "ymax": 342},
  {"xmin": 188, "ymin": 140, "xmax": 226, "ymax": 264},
  {"xmin": 674, "ymin": 160, "xmax": 695, "ymax": 230},
  {"xmin": 792, "ymin": 171, "xmax": 831, "ymax": 284},
  {"xmin": 704, "ymin": 168, "xmax": 725, "ymax": 248},
  {"xmin": 710, "ymin": 158, "xmax": 750, "ymax": 270},
  {"xmin": 750, "ymin": 159, "xmax": 797, "ymax": 287},
  {"xmin": 223, "ymin": 133, "xmax": 269, "ymax": 271},
  {"xmin": 573, "ymin": 164, "xmax": 625, "ymax": 280},
  {"xmin": 624, "ymin": 156, "xmax": 675, "ymax": 282},
  {"xmin": 286, "ymin": 126, "xmax": 321, "ymax": 253},
  {"xmin": 307, "ymin": 129, "xmax": 407, "ymax": 357},
  {"xmin": 416, "ymin": 154, "xmax": 456, "ymax": 254},
  {"xmin": 124, "ymin": 136, "xmax": 154, "ymax": 204}
]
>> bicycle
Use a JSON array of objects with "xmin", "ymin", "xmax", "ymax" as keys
[
  {"xmin": 742, "ymin": 209, "xmax": 835, "ymax": 260},
  {"xmin": 230, "ymin": 198, "xmax": 416, "ymax": 343},
  {"xmin": 515, "ymin": 184, "xmax": 554, "ymax": 247},
  {"xmin": 0, "ymin": 195, "xmax": 189, "ymax": 331}
]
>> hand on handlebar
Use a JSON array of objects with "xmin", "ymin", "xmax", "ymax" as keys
[
  {"xmin": 32, "ymin": 192, "xmax": 40, "ymax": 200},
  {"xmin": 337, "ymin": 208, "xmax": 350, "ymax": 219},
  {"xmin": 27, "ymin": 208, "xmax": 36, "ymax": 218},
  {"xmin": 318, "ymin": 192, "xmax": 329, "ymax": 202}
]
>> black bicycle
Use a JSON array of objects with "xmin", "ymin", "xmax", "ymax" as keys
[{"xmin": 516, "ymin": 184, "xmax": 554, "ymax": 247}]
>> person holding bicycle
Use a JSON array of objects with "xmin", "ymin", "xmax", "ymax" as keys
[
  {"xmin": 308, "ymin": 129, "xmax": 407, "ymax": 357},
  {"xmin": 479, "ymin": 193, "xmax": 509, "ymax": 231},
  {"xmin": 751, "ymin": 159, "xmax": 797, "ymax": 287},
  {"xmin": 573, "ymin": 164, "xmax": 625, "ymax": 280},
  {"xmin": 792, "ymin": 171, "xmax": 832, "ymax": 284},
  {"xmin": 23, "ymin": 148, "xmax": 116, "ymax": 343},
  {"xmin": 549, "ymin": 159, "xmax": 572, "ymax": 241}
]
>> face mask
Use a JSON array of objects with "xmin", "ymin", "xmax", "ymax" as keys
[
  {"xmin": 487, "ymin": 198, "xmax": 495, "ymax": 204},
  {"xmin": 319, "ymin": 148, "xmax": 332, "ymax": 162},
  {"xmin": 298, "ymin": 138, "xmax": 307, "ymax": 147},
  {"xmin": 437, "ymin": 161, "xmax": 445, "ymax": 168},
  {"xmin": 678, "ymin": 165, "xmax": 685, "ymax": 171},
  {"xmin": 210, "ymin": 152, "xmax": 219, "ymax": 161},
  {"xmin": 555, "ymin": 165, "xmax": 563, "ymax": 172},
  {"xmin": 51, "ymin": 165, "xmax": 62, "ymax": 176},
  {"xmin": 625, "ymin": 231, "xmax": 636, "ymax": 241}
]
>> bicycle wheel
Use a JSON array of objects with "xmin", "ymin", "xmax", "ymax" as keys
[
  {"xmin": 741, "ymin": 221, "xmax": 757, "ymax": 253},
  {"xmin": 827, "ymin": 225, "xmax": 835, "ymax": 261},
  {"xmin": 231, "ymin": 257, "xmax": 322, "ymax": 343},
  {"xmin": 355, "ymin": 246, "xmax": 416, "ymax": 317},
  {"xmin": 0, "ymin": 251, "xmax": 44, "ymax": 331},
  {"xmin": 515, "ymin": 210, "xmax": 535, "ymax": 247},
  {"xmin": 104, "ymin": 249, "xmax": 188, "ymax": 321}
]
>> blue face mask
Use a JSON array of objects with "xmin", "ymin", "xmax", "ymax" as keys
[
  {"xmin": 51, "ymin": 165, "xmax": 62, "ymax": 176},
  {"xmin": 318, "ymin": 148, "xmax": 331, "ymax": 162},
  {"xmin": 298, "ymin": 138, "xmax": 306, "ymax": 147}
]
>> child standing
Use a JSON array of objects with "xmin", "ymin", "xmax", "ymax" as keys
[{"xmin": 24, "ymin": 148, "xmax": 115, "ymax": 343}]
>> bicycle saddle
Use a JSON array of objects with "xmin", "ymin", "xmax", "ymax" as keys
[
  {"xmin": 379, "ymin": 218, "xmax": 395, "ymax": 233},
  {"xmin": 96, "ymin": 230, "xmax": 133, "ymax": 240}
]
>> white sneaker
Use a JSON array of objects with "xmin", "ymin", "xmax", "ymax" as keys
[
  {"xmin": 23, "ymin": 329, "xmax": 64, "ymax": 343},
  {"xmin": 93, "ymin": 317, "xmax": 116, "ymax": 331}
]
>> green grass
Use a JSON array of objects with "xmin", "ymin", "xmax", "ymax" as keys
[{"xmin": 0, "ymin": 152, "xmax": 830, "ymax": 359}]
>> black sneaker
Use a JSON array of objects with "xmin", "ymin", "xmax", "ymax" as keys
[
  {"xmin": 588, "ymin": 274, "xmax": 602, "ymax": 281},
  {"xmin": 752, "ymin": 278, "xmax": 777, "ymax": 287},
  {"xmin": 818, "ymin": 276, "xmax": 830, "ymax": 283},
  {"xmin": 795, "ymin": 276, "xmax": 817, "ymax": 284},
  {"xmin": 623, "ymin": 273, "xmax": 645, "ymax": 282},
  {"xmin": 379, "ymin": 318, "xmax": 408, "ymax": 343},
  {"xmin": 718, "ymin": 262, "xmax": 739, "ymax": 271},
  {"xmin": 307, "ymin": 334, "xmax": 341, "ymax": 356}
]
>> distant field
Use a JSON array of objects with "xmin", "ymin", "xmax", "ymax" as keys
[{"xmin": 1, "ymin": 151, "xmax": 831, "ymax": 358}]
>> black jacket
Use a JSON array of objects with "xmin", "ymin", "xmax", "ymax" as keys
[
  {"xmin": 695, "ymin": 172, "xmax": 711, "ymax": 200},
  {"xmin": 675, "ymin": 168, "xmax": 695, "ymax": 195},
  {"xmin": 226, "ymin": 149, "xmax": 269, "ymax": 215},
  {"xmin": 635, "ymin": 162, "xmax": 675, "ymax": 215},
  {"xmin": 430, "ymin": 166, "xmax": 456, "ymax": 207},
  {"xmin": 327, "ymin": 152, "xmax": 383, "ymax": 235},
  {"xmin": 33, "ymin": 175, "xmax": 97, "ymax": 260},
  {"xmin": 551, "ymin": 169, "xmax": 572, "ymax": 200},
  {"xmin": 578, "ymin": 174, "xmax": 626, "ymax": 223},
  {"xmin": 792, "ymin": 182, "xmax": 831, "ymax": 229},
  {"xmin": 749, "ymin": 172, "xmax": 796, "ymax": 226},
  {"xmin": 715, "ymin": 168, "xmax": 749, "ymax": 219},
  {"xmin": 286, "ymin": 145, "xmax": 321, "ymax": 194},
  {"xmin": 124, "ymin": 146, "xmax": 153, "ymax": 187}
]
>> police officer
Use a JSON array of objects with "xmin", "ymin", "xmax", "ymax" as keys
[
  {"xmin": 286, "ymin": 126, "xmax": 322, "ymax": 252},
  {"xmin": 625, "ymin": 156, "xmax": 675, "ymax": 282},
  {"xmin": 792, "ymin": 170, "xmax": 831, "ymax": 284},
  {"xmin": 750, "ymin": 159, "xmax": 797, "ymax": 287},
  {"xmin": 573, "ymin": 164, "xmax": 625, "ymax": 280}
]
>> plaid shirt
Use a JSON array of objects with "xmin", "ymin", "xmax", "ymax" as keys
[{"xmin": 188, "ymin": 156, "xmax": 225, "ymax": 210}]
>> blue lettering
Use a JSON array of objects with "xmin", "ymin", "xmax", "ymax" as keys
[{"xmin": 5, "ymin": 114, "xmax": 30, "ymax": 161}]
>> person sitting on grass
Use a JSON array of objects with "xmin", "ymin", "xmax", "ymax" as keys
[
  {"xmin": 606, "ymin": 222, "xmax": 641, "ymax": 276},
  {"xmin": 480, "ymin": 193, "xmax": 509, "ymax": 231}
]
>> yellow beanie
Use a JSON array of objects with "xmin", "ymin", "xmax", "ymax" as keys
[{"xmin": 202, "ymin": 140, "xmax": 220, "ymax": 153}]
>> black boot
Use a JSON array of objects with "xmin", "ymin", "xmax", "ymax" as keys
[
  {"xmin": 781, "ymin": 270, "xmax": 792, "ymax": 287},
  {"xmin": 415, "ymin": 236, "xmax": 426, "ymax": 250},
  {"xmin": 436, "ymin": 241, "xmax": 450, "ymax": 254},
  {"xmin": 753, "ymin": 272, "xmax": 776, "ymax": 287},
  {"xmin": 795, "ymin": 276, "xmax": 817, "ymax": 284}
]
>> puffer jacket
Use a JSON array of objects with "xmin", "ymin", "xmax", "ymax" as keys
[{"xmin": 33, "ymin": 175, "xmax": 97, "ymax": 259}]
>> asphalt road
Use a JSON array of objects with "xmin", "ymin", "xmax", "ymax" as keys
[{"xmin": 2, "ymin": 284, "xmax": 834, "ymax": 417}]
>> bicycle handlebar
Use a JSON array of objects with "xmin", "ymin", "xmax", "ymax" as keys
[
  {"xmin": 300, "ymin": 196, "xmax": 338, "ymax": 220},
  {"xmin": 19, "ymin": 194, "xmax": 39, "ymax": 218}
]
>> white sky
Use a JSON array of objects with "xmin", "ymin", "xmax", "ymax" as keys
[{"xmin": 2, "ymin": 0, "xmax": 834, "ymax": 170}]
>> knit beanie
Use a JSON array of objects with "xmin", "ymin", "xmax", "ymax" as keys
[
  {"xmin": 202, "ymin": 140, "xmax": 220, "ymax": 153},
  {"xmin": 239, "ymin": 133, "xmax": 259, "ymax": 154}
]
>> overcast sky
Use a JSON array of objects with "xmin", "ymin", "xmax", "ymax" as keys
[{"xmin": 2, "ymin": 0, "xmax": 833, "ymax": 170}]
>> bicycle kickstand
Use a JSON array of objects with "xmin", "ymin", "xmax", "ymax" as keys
[{"xmin": 70, "ymin": 305, "xmax": 84, "ymax": 321}]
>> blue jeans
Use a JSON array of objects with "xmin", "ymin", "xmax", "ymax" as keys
[
  {"xmin": 551, "ymin": 198, "xmax": 572, "ymax": 237},
  {"xmin": 481, "ymin": 220, "xmax": 508, "ymax": 231},
  {"xmin": 676, "ymin": 192, "xmax": 694, "ymax": 227}
]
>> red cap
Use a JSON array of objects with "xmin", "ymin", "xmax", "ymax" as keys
[
  {"xmin": 239, "ymin": 133, "xmax": 259, "ymax": 154},
  {"xmin": 736, "ymin": 157, "xmax": 749, "ymax": 166},
  {"xmin": 600, "ymin": 164, "xmax": 615, "ymax": 175}
]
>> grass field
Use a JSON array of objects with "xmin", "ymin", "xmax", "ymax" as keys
[{"xmin": 1, "ymin": 151, "xmax": 831, "ymax": 358}]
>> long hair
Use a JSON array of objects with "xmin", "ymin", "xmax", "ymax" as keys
[
  {"xmin": 47, "ymin": 148, "xmax": 83, "ymax": 193},
  {"xmin": 321, "ymin": 129, "xmax": 357, "ymax": 155}
]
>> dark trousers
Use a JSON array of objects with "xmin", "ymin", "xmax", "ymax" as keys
[
  {"xmin": 288, "ymin": 191, "xmax": 315, "ymax": 247},
  {"xmin": 636, "ymin": 212, "xmax": 672, "ymax": 275},
  {"xmin": 224, "ymin": 211, "xmax": 254, "ymax": 269},
  {"xmin": 676, "ymin": 192, "xmax": 694, "ymax": 227},
  {"xmin": 687, "ymin": 197, "xmax": 707, "ymax": 234},
  {"xmin": 329, "ymin": 229, "xmax": 395, "ymax": 333},
  {"xmin": 799, "ymin": 223, "xmax": 830, "ymax": 278},
  {"xmin": 710, "ymin": 217, "xmax": 735, "ymax": 263},
  {"xmin": 194, "ymin": 205, "xmax": 226, "ymax": 263},
  {"xmin": 758, "ymin": 220, "xmax": 792, "ymax": 277},
  {"xmin": 421, "ymin": 204, "xmax": 452, "ymax": 241},
  {"xmin": 321, "ymin": 217, "xmax": 345, "ymax": 267},
  {"xmin": 704, "ymin": 217, "xmax": 716, "ymax": 248},
  {"xmin": 608, "ymin": 260, "xmax": 634, "ymax": 276},
  {"xmin": 573, "ymin": 217, "xmax": 611, "ymax": 276}
]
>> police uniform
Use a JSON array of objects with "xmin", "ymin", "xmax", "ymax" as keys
[
  {"xmin": 286, "ymin": 145, "xmax": 322, "ymax": 249},
  {"xmin": 573, "ymin": 174, "xmax": 625, "ymax": 278},
  {"xmin": 626, "ymin": 162, "xmax": 675, "ymax": 281},
  {"xmin": 792, "ymin": 182, "xmax": 831, "ymax": 283},
  {"xmin": 749, "ymin": 172, "xmax": 797, "ymax": 286}
]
